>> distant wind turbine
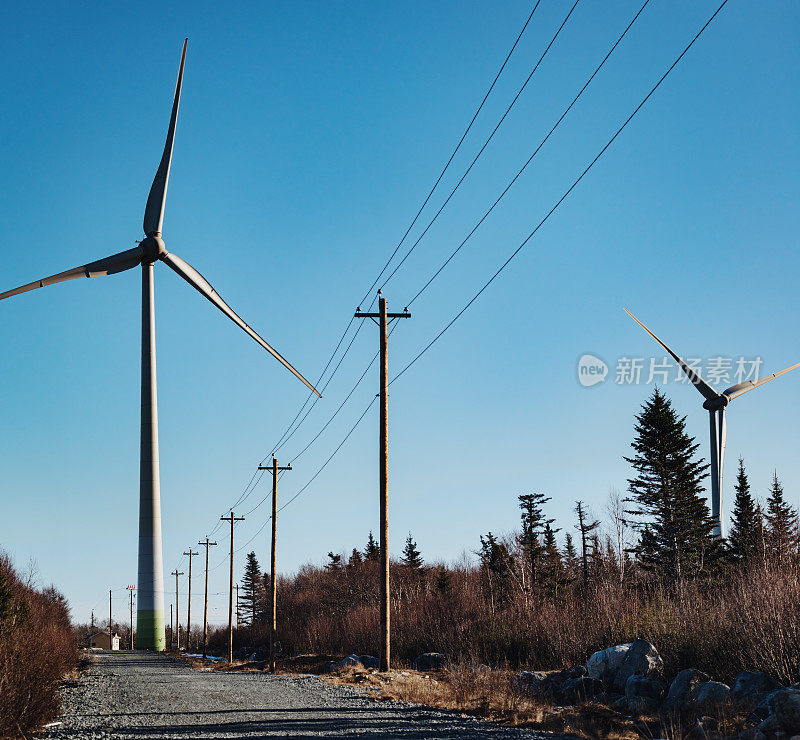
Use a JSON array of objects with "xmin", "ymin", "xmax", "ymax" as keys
[
  {"xmin": 0, "ymin": 40, "xmax": 320, "ymax": 650},
  {"xmin": 624, "ymin": 309, "xmax": 797, "ymax": 539}
]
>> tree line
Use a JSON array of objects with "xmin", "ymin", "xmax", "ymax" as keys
[{"xmin": 234, "ymin": 387, "xmax": 799, "ymax": 627}]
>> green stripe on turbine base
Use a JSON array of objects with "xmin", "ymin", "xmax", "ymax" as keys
[{"xmin": 136, "ymin": 609, "xmax": 166, "ymax": 651}]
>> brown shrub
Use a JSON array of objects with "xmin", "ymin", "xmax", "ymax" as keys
[
  {"xmin": 214, "ymin": 558, "xmax": 800, "ymax": 686},
  {"xmin": 0, "ymin": 553, "xmax": 76, "ymax": 738}
]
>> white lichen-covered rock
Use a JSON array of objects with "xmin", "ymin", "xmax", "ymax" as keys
[
  {"xmin": 586, "ymin": 644, "xmax": 631, "ymax": 688},
  {"xmin": 615, "ymin": 639, "xmax": 663, "ymax": 690},
  {"xmin": 688, "ymin": 681, "xmax": 731, "ymax": 712}
]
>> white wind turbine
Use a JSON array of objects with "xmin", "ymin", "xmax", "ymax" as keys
[
  {"xmin": 625, "ymin": 309, "xmax": 798, "ymax": 539},
  {"xmin": 0, "ymin": 40, "xmax": 320, "ymax": 650}
]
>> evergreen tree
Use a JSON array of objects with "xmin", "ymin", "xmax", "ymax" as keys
[
  {"xmin": 364, "ymin": 531, "xmax": 380, "ymax": 562},
  {"xmin": 563, "ymin": 533, "xmax": 580, "ymax": 583},
  {"xmin": 540, "ymin": 522, "xmax": 564, "ymax": 594},
  {"xmin": 401, "ymin": 533, "xmax": 423, "ymax": 569},
  {"xmin": 727, "ymin": 458, "xmax": 760, "ymax": 563},
  {"xmin": 625, "ymin": 389, "xmax": 720, "ymax": 580},
  {"xmin": 478, "ymin": 532, "xmax": 515, "ymax": 608},
  {"xmin": 347, "ymin": 548, "xmax": 363, "ymax": 568},
  {"xmin": 240, "ymin": 551, "xmax": 264, "ymax": 624},
  {"xmin": 574, "ymin": 501, "xmax": 599, "ymax": 590},
  {"xmin": 764, "ymin": 472, "xmax": 799, "ymax": 563},
  {"xmin": 435, "ymin": 566, "xmax": 452, "ymax": 595},
  {"xmin": 518, "ymin": 492, "xmax": 554, "ymax": 594}
]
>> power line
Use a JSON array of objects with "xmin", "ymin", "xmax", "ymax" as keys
[
  {"xmin": 236, "ymin": 2, "xmax": 542, "ymax": 490},
  {"xmin": 390, "ymin": 0, "xmax": 730, "ymax": 389},
  {"xmin": 404, "ymin": 0, "xmax": 651, "ymax": 308},
  {"xmin": 379, "ymin": 0, "xmax": 583, "ymax": 292}
]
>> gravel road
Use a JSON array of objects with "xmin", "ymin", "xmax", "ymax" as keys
[{"xmin": 44, "ymin": 651, "xmax": 566, "ymax": 738}]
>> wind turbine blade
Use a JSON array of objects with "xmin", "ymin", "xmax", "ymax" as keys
[
  {"xmin": 723, "ymin": 363, "xmax": 800, "ymax": 401},
  {"xmin": 624, "ymin": 308, "xmax": 718, "ymax": 402},
  {"xmin": 0, "ymin": 245, "xmax": 144, "ymax": 302},
  {"xmin": 160, "ymin": 251, "xmax": 321, "ymax": 397},
  {"xmin": 143, "ymin": 39, "xmax": 187, "ymax": 238}
]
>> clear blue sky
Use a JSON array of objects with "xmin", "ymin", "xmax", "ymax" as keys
[{"xmin": 1, "ymin": 1, "xmax": 798, "ymax": 627}]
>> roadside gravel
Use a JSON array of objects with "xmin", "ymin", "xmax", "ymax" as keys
[{"xmin": 44, "ymin": 651, "xmax": 567, "ymax": 738}]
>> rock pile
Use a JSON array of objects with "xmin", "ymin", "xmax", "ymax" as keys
[{"xmin": 515, "ymin": 640, "xmax": 800, "ymax": 738}]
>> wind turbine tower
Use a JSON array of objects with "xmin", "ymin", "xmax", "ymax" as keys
[{"xmin": 0, "ymin": 41, "xmax": 320, "ymax": 649}]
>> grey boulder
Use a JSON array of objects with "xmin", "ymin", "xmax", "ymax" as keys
[
  {"xmin": 514, "ymin": 671, "xmax": 548, "ymax": 692},
  {"xmin": 336, "ymin": 654, "xmax": 362, "ymax": 669},
  {"xmin": 358, "ymin": 655, "xmax": 379, "ymax": 669},
  {"xmin": 732, "ymin": 671, "xmax": 783, "ymax": 709},
  {"xmin": 615, "ymin": 639, "xmax": 663, "ymax": 690},
  {"xmin": 688, "ymin": 681, "xmax": 731, "ymax": 712},
  {"xmin": 412, "ymin": 652, "xmax": 448, "ymax": 671},
  {"xmin": 773, "ymin": 689, "xmax": 800, "ymax": 734},
  {"xmin": 624, "ymin": 675, "xmax": 665, "ymax": 715},
  {"xmin": 558, "ymin": 676, "xmax": 604, "ymax": 705},
  {"xmin": 663, "ymin": 668, "xmax": 712, "ymax": 712}
]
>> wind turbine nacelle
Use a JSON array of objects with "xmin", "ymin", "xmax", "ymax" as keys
[
  {"xmin": 703, "ymin": 395, "xmax": 729, "ymax": 411},
  {"xmin": 140, "ymin": 236, "xmax": 167, "ymax": 264}
]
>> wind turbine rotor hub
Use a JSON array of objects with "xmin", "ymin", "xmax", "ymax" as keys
[
  {"xmin": 140, "ymin": 235, "xmax": 166, "ymax": 264},
  {"xmin": 702, "ymin": 395, "xmax": 729, "ymax": 411}
]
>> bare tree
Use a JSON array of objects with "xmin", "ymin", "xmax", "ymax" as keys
[{"xmin": 606, "ymin": 488, "xmax": 628, "ymax": 584}]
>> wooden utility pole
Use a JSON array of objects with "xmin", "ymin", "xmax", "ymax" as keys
[
  {"xmin": 355, "ymin": 290, "xmax": 410, "ymax": 672},
  {"xmin": 258, "ymin": 457, "xmax": 291, "ymax": 673},
  {"xmin": 171, "ymin": 569, "xmax": 184, "ymax": 650},
  {"xmin": 109, "ymin": 590, "xmax": 113, "ymax": 647},
  {"xmin": 220, "ymin": 512, "xmax": 244, "ymax": 663},
  {"xmin": 197, "ymin": 537, "xmax": 218, "ymax": 658},
  {"xmin": 183, "ymin": 549, "xmax": 198, "ymax": 651},
  {"xmin": 126, "ymin": 585, "xmax": 136, "ymax": 649}
]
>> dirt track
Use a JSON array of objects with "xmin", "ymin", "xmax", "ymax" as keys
[{"xmin": 45, "ymin": 651, "xmax": 567, "ymax": 738}]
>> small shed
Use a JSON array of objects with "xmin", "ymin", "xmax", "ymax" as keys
[{"xmin": 89, "ymin": 631, "xmax": 120, "ymax": 650}]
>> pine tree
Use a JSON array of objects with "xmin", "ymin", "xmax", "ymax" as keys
[
  {"xmin": 240, "ymin": 551, "xmax": 264, "ymax": 625},
  {"xmin": 540, "ymin": 522, "xmax": 564, "ymax": 595},
  {"xmin": 574, "ymin": 501, "xmax": 599, "ymax": 590},
  {"xmin": 563, "ymin": 533, "xmax": 580, "ymax": 583},
  {"xmin": 764, "ymin": 472, "xmax": 799, "ymax": 564},
  {"xmin": 364, "ymin": 531, "xmax": 380, "ymax": 562},
  {"xmin": 518, "ymin": 492, "xmax": 554, "ymax": 595},
  {"xmin": 347, "ymin": 548, "xmax": 363, "ymax": 568},
  {"xmin": 478, "ymin": 532, "xmax": 514, "ymax": 608},
  {"xmin": 435, "ymin": 566, "xmax": 452, "ymax": 595},
  {"xmin": 625, "ymin": 389, "xmax": 720, "ymax": 580},
  {"xmin": 727, "ymin": 458, "xmax": 760, "ymax": 563},
  {"xmin": 401, "ymin": 533, "xmax": 423, "ymax": 569}
]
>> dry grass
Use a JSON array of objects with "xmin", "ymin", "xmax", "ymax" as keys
[
  {"xmin": 323, "ymin": 663, "xmax": 641, "ymax": 739},
  {"xmin": 324, "ymin": 663, "xmax": 755, "ymax": 739}
]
